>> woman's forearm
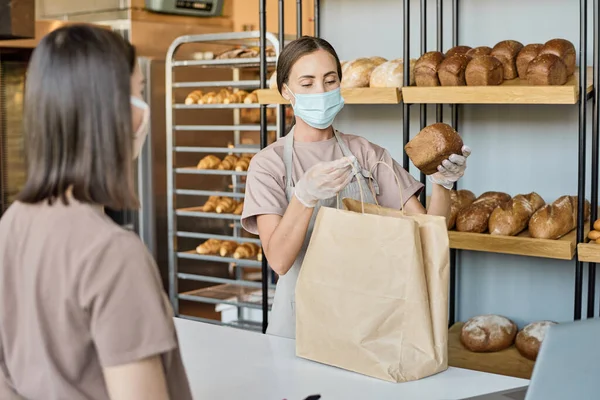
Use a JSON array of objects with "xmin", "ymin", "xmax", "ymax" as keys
[
  {"xmin": 427, "ymin": 183, "xmax": 451, "ymax": 219},
  {"xmin": 261, "ymin": 196, "xmax": 314, "ymax": 275}
]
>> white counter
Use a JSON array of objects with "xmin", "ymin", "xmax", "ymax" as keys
[{"xmin": 175, "ymin": 318, "xmax": 528, "ymax": 400}]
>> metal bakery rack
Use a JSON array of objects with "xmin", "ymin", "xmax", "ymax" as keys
[{"xmin": 166, "ymin": 31, "xmax": 290, "ymax": 332}]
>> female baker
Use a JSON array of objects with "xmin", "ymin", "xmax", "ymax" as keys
[{"xmin": 241, "ymin": 36, "xmax": 471, "ymax": 339}]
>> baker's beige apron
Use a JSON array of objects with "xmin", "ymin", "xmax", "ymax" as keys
[{"xmin": 266, "ymin": 128, "xmax": 378, "ymax": 339}]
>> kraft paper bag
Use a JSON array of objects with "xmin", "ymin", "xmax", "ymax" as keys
[{"xmin": 295, "ymin": 197, "xmax": 449, "ymax": 383}]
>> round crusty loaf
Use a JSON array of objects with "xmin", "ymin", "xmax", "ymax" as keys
[
  {"xmin": 341, "ymin": 57, "xmax": 387, "ymax": 88},
  {"xmin": 369, "ymin": 58, "xmax": 416, "ymax": 88},
  {"xmin": 515, "ymin": 321, "xmax": 557, "ymax": 361},
  {"xmin": 461, "ymin": 315, "xmax": 518, "ymax": 352},
  {"xmin": 404, "ymin": 123, "xmax": 464, "ymax": 175}
]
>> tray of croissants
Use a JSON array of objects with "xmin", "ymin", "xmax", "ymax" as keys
[
  {"xmin": 196, "ymin": 239, "xmax": 262, "ymax": 262},
  {"xmin": 449, "ymin": 189, "xmax": 590, "ymax": 240},
  {"xmin": 196, "ymin": 154, "xmax": 253, "ymax": 172},
  {"xmin": 197, "ymin": 196, "xmax": 244, "ymax": 216}
]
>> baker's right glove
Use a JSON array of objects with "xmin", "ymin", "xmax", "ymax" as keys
[{"xmin": 294, "ymin": 157, "xmax": 355, "ymax": 208}]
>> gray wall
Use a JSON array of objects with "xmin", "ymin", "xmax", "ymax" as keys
[{"xmin": 322, "ymin": 0, "xmax": 599, "ymax": 327}]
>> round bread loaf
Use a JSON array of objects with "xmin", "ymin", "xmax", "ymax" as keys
[
  {"xmin": 369, "ymin": 59, "xmax": 416, "ymax": 88},
  {"xmin": 515, "ymin": 321, "xmax": 557, "ymax": 361},
  {"xmin": 466, "ymin": 46, "xmax": 492, "ymax": 59},
  {"xmin": 341, "ymin": 57, "xmax": 387, "ymax": 88},
  {"xmin": 446, "ymin": 45, "xmax": 472, "ymax": 57},
  {"xmin": 461, "ymin": 315, "xmax": 518, "ymax": 352}
]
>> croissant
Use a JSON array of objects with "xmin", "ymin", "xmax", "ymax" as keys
[
  {"xmin": 185, "ymin": 90, "xmax": 203, "ymax": 105},
  {"xmin": 234, "ymin": 156, "xmax": 251, "ymax": 172},
  {"xmin": 199, "ymin": 91, "xmax": 223, "ymax": 104},
  {"xmin": 197, "ymin": 155, "xmax": 221, "ymax": 170},
  {"xmin": 222, "ymin": 92, "xmax": 240, "ymax": 104},
  {"xmin": 196, "ymin": 239, "xmax": 221, "ymax": 255},
  {"xmin": 202, "ymin": 196, "xmax": 220, "ymax": 212},
  {"xmin": 236, "ymin": 90, "xmax": 249, "ymax": 102},
  {"xmin": 233, "ymin": 201, "xmax": 244, "ymax": 215},
  {"xmin": 218, "ymin": 154, "xmax": 239, "ymax": 170},
  {"xmin": 216, "ymin": 197, "xmax": 238, "ymax": 214},
  {"xmin": 233, "ymin": 243, "xmax": 261, "ymax": 259},
  {"xmin": 243, "ymin": 91, "xmax": 259, "ymax": 104},
  {"xmin": 219, "ymin": 241, "xmax": 238, "ymax": 257}
]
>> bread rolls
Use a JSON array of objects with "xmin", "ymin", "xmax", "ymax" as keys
[
  {"xmin": 218, "ymin": 154, "xmax": 239, "ymax": 170},
  {"xmin": 215, "ymin": 197, "xmax": 238, "ymax": 214},
  {"xmin": 446, "ymin": 45, "xmax": 472, "ymax": 57},
  {"xmin": 456, "ymin": 192, "xmax": 512, "ymax": 233},
  {"xmin": 369, "ymin": 59, "xmax": 416, "ymax": 88},
  {"xmin": 515, "ymin": 321, "xmax": 557, "ymax": 361},
  {"xmin": 202, "ymin": 196, "xmax": 220, "ymax": 213},
  {"xmin": 196, "ymin": 239, "xmax": 222, "ymax": 255},
  {"xmin": 491, "ymin": 40, "xmax": 524, "ymax": 80},
  {"xmin": 540, "ymin": 39, "xmax": 576, "ymax": 76},
  {"xmin": 235, "ymin": 156, "xmax": 252, "ymax": 172},
  {"xmin": 516, "ymin": 43, "xmax": 543, "ymax": 79},
  {"xmin": 219, "ymin": 241, "xmax": 238, "ymax": 257},
  {"xmin": 404, "ymin": 123, "xmax": 464, "ymax": 175},
  {"xmin": 341, "ymin": 57, "xmax": 387, "ymax": 88},
  {"xmin": 233, "ymin": 243, "xmax": 261, "ymax": 259},
  {"xmin": 448, "ymin": 190, "xmax": 477, "ymax": 229},
  {"xmin": 488, "ymin": 193, "xmax": 546, "ymax": 236},
  {"xmin": 529, "ymin": 195, "xmax": 590, "ymax": 239},
  {"xmin": 197, "ymin": 155, "xmax": 221, "ymax": 170},
  {"xmin": 438, "ymin": 54, "xmax": 471, "ymax": 86},
  {"xmin": 414, "ymin": 51, "xmax": 445, "ymax": 87},
  {"xmin": 465, "ymin": 55, "xmax": 504, "ymax": 86},
  {"xmin": 185, "ymin": 90, "xmax": 203, "ymax": 105},
  {"xmin": 461, "ymin": 315, "xmax": 518, "ymax": 353},
  {"xmin": 527, "ymin": 54, "xmax": 568, "ymax": 86},
  {"xmin": 466, "ymin": 46, "xmax": 492, "ymax": 59}
]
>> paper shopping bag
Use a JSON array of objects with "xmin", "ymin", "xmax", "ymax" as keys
[{"xmin": 295, "ymin": 198, "xmax": 449, "ymax": 383}]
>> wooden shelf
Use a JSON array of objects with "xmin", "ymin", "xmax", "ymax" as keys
[
  {"xmin": 449, "ymin": 323, "xmax": 534, "ymax": 380},
  {"xmin": 256, "ymin": 88, "xmax": 401, "ymax": 105},
  {"xmin": 403, "ymin": 67, "xmax": 593, "ymax": 105},
  {"xmin": 577, "ymin": 242, "xmax": 600, "ymax": 263},
  {"xmin": 448, "ymin": 227, "xmax": 587, "ymax": 260}
]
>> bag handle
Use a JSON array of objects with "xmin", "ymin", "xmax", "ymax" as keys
[
  {"xmin": 336, "ymin": 162, "xmax": 365, "ymax": 213},
  {"xmin": 370, "ymin": 161, "xmax": 406, "ymax": 215}
]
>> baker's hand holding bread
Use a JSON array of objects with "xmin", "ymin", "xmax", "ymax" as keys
[
  {"xmin": 428, "ymin": 146, "xmax": 471, "ymax": 190},
  {"xmin": 241, "ymin": 36, "xmax": 451, "ymax": 340}
]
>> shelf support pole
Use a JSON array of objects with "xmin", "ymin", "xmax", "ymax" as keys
[
  {"xmin": 402, "ymin": 0, "xmax": 411, "ymax": 172},
  {"xmin": 590, "ymin": 0, "xmax": 599, "ymax": 318},
  {"xmin": 278, "ymin": 0, "xmax": 287, "ymax": 138},
  {"xmin": 297, "ymin": 0, "xmax": 303, "ymax": 38},
  {"xmin": 419, "ymin": 0, "xmax": 427, "ymax": 207},
  {"xmin": 436, "ymin": 0, "xmax": 443, "ymax": 122},
  {"xmin": 314, "ymin": 0, "xmax": 321, "ymax": 37}
]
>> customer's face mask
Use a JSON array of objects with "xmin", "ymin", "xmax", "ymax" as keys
[
  {"xmin": 284, "ymin": 85, "xmax": 345, "ymax": 130},
  {"xmin": 130, "ymin": 96, "xmax": 150, "ymax": 160}
]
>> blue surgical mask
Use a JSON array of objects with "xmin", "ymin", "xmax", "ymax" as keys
[{"xmin": 285, "ymin": 85, "xmax": 345, "ymax": 129}]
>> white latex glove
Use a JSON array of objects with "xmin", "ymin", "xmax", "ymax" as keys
[
  {"xmin": 294, "ymin": 156, "xmax": 356, "ymax": 208},
  {"xmin": 428, "ymin": 145, "xmax": 471, "ymax": 190}
]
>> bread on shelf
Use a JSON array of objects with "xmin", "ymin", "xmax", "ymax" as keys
[
  {"xmin": 527, "ymin": 54, "xmax": 568, "ymax": 86},
  {"xmin": 235, "ymin": 156, "xmax": 252, "ymax": 172},
  {"xmin": 438, "ymin": 54, "xmax": 472, "ymax": 86},
  {"xmin": 404, "ymin": 123, "xmax": 464, "ymax": 175},
  {"xmin": 516, "ymin": 43, "xmax": 543, "ymax": 80},
  {"xmin": 465, "ymin": 55, "xmax": 504, "ymax": 86},
  {"xmin": 219, "ymin": 241, "xmax": 238, "ymax": 257},
  {"xmin": 448, "ymin": 190, "xmax": 477, "ymax": 229},
  {"xmin": 215, "ymin": 197, "xmax": 238, "ymax": 214},
  {"xmin": 233, "ymin": 202, "xmax": 244, "ymax": 216},
  {"xmin": 446, "ymin": 45, "xmax": 472, "ymax": 57},
  {"xmin": 197, "ymin": 155, "xmax": 221, "ymax": 170},
  {"xmin": 491, "ymin": 40, "xmax": 524, "ymax": 80},
  {"xmin": 218, "ymin": 154, "xmax": 239, "ymax": 170},
  {"xmin": 369, "ymin": 58, "xmax": 416, "ymax": 88},
  {"xmin": 529, "ymin": 195, "xmax": 590, "ymax": 239},
  {"xmin": 488, "ymin": 192, "xmax": 546, "ymax": 236},
  {"xmin": 460, "ymin": 315, "xmax": 518, "ymax": 352},
  {"xmin": 515, "ymin": 321, "xmax": 557, "ymax": 361},
  {"xmin": 414, "ymin": 51, "xmax": 445, "ymax": 87},
  {"xmin": 588, "ymin": 219, "xmax": 600, "ymax": 243},
  {"xmin": 539, "ymin": 39, "xmax": 576, "ymax": 76},
  {"xmin": 243, "ymin": 90, "xmax": 259, "ymax": 104},
  {"xmin": 185, "ymin": 90, "xmax": 203, "ymax": 105},
  {"xmin": 456, "ymin": 191, "xmax": 512, "ymax": 233},
  {"xmin": 466, "ymin": 46, "xmax": 492, "ymax": 59},
  {"xmin": 341, "ymin": 57, "xmax": 387, "ymax": 89},
  {"xmin": 202, "ymin": 196, "xmax": 220, "ymax": 212},
  {"xmin": 233, "ymin": 243, "xmax": 261, "ymax": 260},
  {"xmin": 196, "ymin": 239, "xmax": 222, "ymax": 255}
]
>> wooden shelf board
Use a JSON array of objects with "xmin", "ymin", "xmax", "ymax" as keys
[
  {"xmin": 403, "ymin": 67, "xmax": 593, "ymax": 105},
  {"xmin": 577, "ymin": 242, "xmax": 600, "ymax": 263},
  {"xmin": 448, "ymin": 227, "xmax": 587, "ymax": 260},
  {"xmin": 256, "ymin": 88, "xmax": 401, "ymax": 105},
  {"xmin": 449, "ymin": 322, "xmax": 535, "ymax": 380}
]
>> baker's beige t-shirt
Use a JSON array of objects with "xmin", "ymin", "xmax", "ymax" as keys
[
  {"xmin": 0, "ymin": 199, "xmax": 192, "ymax": 400},
  {"xmin": 242, "ymin": 131, "xmax": 424, "ymax": 234}
]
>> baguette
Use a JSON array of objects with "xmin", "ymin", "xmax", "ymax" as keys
[
  {"xmin": 448, "ymin": 190, "xmax": 477, "ymax": 229},
  {"xmin": 456, "ymin": 192, "xmax": 511, "ymax": 233},
  {"xmin": 529, "ymin": 195, "xmax": 590, "ymax": 239},
  {"xmin": 488, "ymin": 192, "xmax": 546, "ymax": 236}
]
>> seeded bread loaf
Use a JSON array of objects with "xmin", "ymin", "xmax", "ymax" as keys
[
  {"xmin": 491, "ymin": 40, "xmax": 524, "ymax": 80},
  {"xmin": 516, "ymin": 43, "xmax": 543, "ymax": 80},
  {"xmin": 414, "ymin": 51, "xmax": 445, "ymax": 87},
  {"xmin": 465, "ymin": 55, "xmax": 504, "ymax": 86},
  {"xmin": 527, "ymin": 54, "xmax": 568, "ymax": 86},
  {"xmin": 438, "ymin": 54, "xmax": 472, "ymax": 86},
  {"xmin": 404, "ymin": 123, "xmax": 464, "ymax": 175},
  {"xmin": 446, "ymin": 45, "xmax": 473, "ymax": 57},
  {"xmin": 539, "ymin": 38, "xmax": 576, "ymax": 76},
  {"xmin": 466, "ymin": 46, "xmax": 493, "ymax": 59}
]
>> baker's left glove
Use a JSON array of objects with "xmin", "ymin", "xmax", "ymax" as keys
[{"xmin": 428, "ymin": 145, "xmax": 471, "ymax": 190}]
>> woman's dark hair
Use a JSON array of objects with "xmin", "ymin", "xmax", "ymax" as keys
[
  {"xmin": 17, "ymin": 24, "xmax": 139, "ymax": 210},
  {"xmin": 276, "ymin": 36, "xmax": 342, "ymax": 93}
]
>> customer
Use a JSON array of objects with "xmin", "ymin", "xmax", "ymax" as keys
[
  {"xmin": 0, "ymin": 25, "xmax": 192, "ymax": 400},
  {"xmin": 241, "ymin": 36, "xmax": 471, "ymax": 339}
]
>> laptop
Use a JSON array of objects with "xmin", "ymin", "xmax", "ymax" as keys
[{"xmin": 463, "ymin": 317, "xmax": 600, "ymax": 400}]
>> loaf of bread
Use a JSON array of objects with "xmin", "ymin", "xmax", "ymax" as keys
[
  {"xmin": 369, "ymin": 59, "xmax": 416, "ymax": 88},
  {"xmin": 456, "ymin": 191, "xmax": 512, "ymax": 233},
  {"xmin": 488, "ymin": 192, "xmax": 546, "ymax": 236},
  {"xmin": 461, "ymin": 315, "xmax": 518, "ymax": 353},
  {"xmin": 414, "ymin": 51, "xmax": 445, "ymax": 87},
  {"xmin": 341, "ymin": 57, "xmax": 387, "ymax": 88},
  {"xmin": 438, "ymin": 54, "xmax": 471, "ymax": 86},
  {"xmin": 185, "ymin": 90, "xmax": 203, "ymax": 105},
  {"xmin": 515, "ymin": 321, "xmax": 557, "ymax": 361},
  {"xmin": 491, "ymin": 40, "xmax": 524, "ymax": 80},
  {"xmin": 465, "ymin": 55, "xmax": 504, "ymax": 86},
  {"xmin": 527, "ymin": 54, "xmax": 568, "ymax": 86},
  {"xmin": 197, "ymin": 155, "xmax": 221, "ymax": 170},
  {"xmin": 233, "ymin": 201, "xmax": 244, "ymax": 216},
  {"xmin": 218, "ymin": 154, "xmax": 239, "ymax": 170},
  {"xmin": 233, "ymin": 243, "xmax": 261, "ymax": 259},
  {"xmin": 448, "ymin": 190, "xmax": 477, "ymax": 229},
  {"xmin": 540, "ymin": 39, "xmax": 576, "ymax": 76},
  {"xmin": 196, "ymin": 239, "xmax": 221, "ymax": 255},
  {"xmin": 219, "ymin": 241, "xmax": 238, "ymax": 257},
  {"xmin": 235, "ymin": 156, "xmax": 252, "ymax": 172},
  {"xmin": 215, "ymin": 197, "xmax": 238, "ymax": 214},
  {"xmin": 446, "ymin": 45, "xmax": 472, "ymax": 57},
  {"xmin": 529, "ymin": 195, "xmax": 590, "ymax": 239},
  {"xmin": 466, "ymin": 46, "xmax": 492, "ymax": 59},
  {"xmin": 516, "ymin": 43, "xmax": 543, "ymax": 79},
  {"xmin": 404, "ymin": 123, "xmax": 464, "ymax": 175}
]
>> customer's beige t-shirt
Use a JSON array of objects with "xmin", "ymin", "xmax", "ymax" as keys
[
  {"xmin": 242, "ymin": 131, "xmax": 424, "ymax": 234},
  {"xmin": 0, "ymin": 199, "xmax": 192, "ymax": 400}
]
